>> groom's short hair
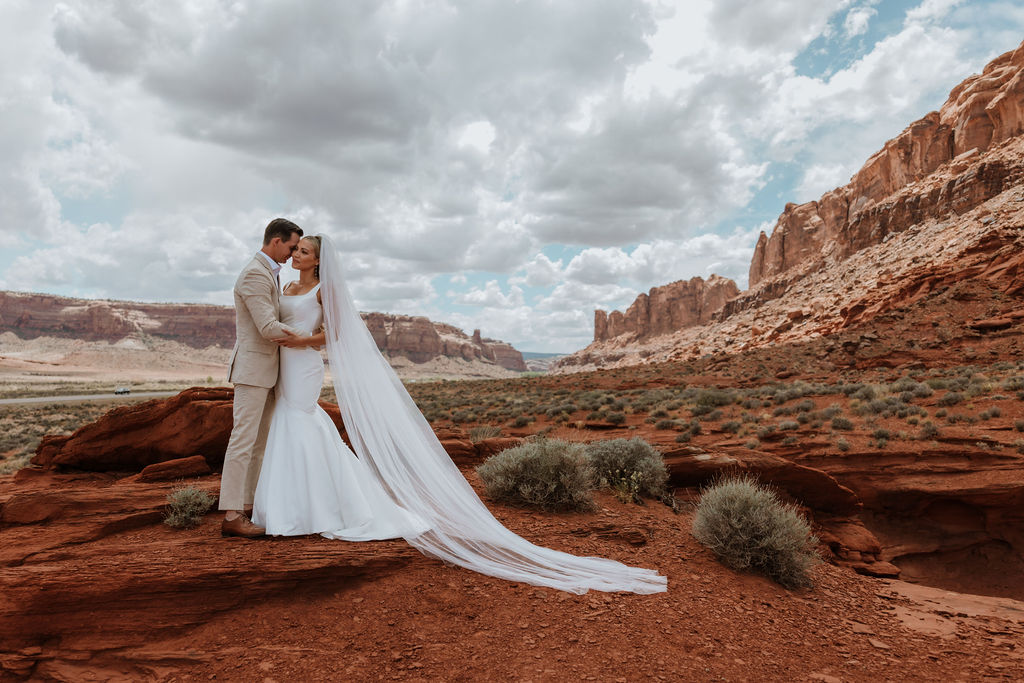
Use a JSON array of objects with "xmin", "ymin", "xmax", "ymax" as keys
[{"xmin": 263, "ymin": 218, "xmax": 303, "ymax": 245}]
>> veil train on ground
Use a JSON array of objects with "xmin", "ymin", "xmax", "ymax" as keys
[{"xmin": 317, "ymin": 234, "xmax": 667, "ymax": 594}]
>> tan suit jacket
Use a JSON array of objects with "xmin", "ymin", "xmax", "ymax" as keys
[{"xmin": 227, "ymin": 255, "xmax": 296, "ymax": 388}]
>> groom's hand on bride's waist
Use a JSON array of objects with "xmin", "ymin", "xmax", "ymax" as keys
[{"xmin": 275, "ymin": 330, "xmax": 307, "ymax": 348}]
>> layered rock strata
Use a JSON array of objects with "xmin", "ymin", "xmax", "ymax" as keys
[
  {"xmin": 593, "ymin": 275, "xmax": 739, "ymax": 342},
  {"xmin": 749, "ymin": 41, "xmax": 1024, "ymax": 287}
]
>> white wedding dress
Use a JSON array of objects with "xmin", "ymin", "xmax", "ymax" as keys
[{"xmin": 252, "ymin": 283, "xmax": 430, "ymax": 540}]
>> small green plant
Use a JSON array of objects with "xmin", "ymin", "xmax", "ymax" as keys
[
  {"xmin": 164, "ymin": 486, "xmax": 216, "ymax": 529},
  {"xmin": 836, "ymin": 437, "xmax": 850, "ymax": 452},
  {"xmin": 692, "ymin": 475, "xmax": 819, "ymax": 589},
  {"xmin": 469, "ymin": 425, "xmax": 503, "ymax": 443},
  {"xmin": 477, "ymin": 439, "xmax": 595, "ymax": 511},
  {"xmin": 608, "ymin": 469, "xmax": 643, "ymax": 504},
  {"xmin": 605, "ymin": 411, "xmax": 627, "ymax": 425},
  {"xmin": 586, "ymin": 438, "xmax": 668, "ymax": 499},
  {"xmin": 1015, "ymin": 419, "xmax": 1024, "ymax": 433},
  {"xmin": 919, "ymin": 421, "xmax": 940, "ymax": 439}
]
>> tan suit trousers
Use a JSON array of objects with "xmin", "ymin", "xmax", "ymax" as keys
[{"xmin": 218, "ymin": 383, "xmax": 275, "ymax": 511}]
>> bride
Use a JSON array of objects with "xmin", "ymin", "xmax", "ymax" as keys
[{"xmin": 252, "ymin": 234, "xmax": 667, "ymax": 595}]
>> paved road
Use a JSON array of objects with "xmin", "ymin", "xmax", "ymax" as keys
[{"xmin": 0, "ymin": 391, "xmax": 178, "ymax": 406}]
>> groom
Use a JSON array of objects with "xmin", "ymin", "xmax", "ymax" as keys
[{"xmin": 220, "ymin": 217, "xmax": 303, "ymax": 538}]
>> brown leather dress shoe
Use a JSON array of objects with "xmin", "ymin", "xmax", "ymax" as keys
[{"xmin": 221, "ymin": 515, "xmax": 267, "ymax": 538}]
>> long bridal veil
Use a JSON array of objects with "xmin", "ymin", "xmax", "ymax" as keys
[{"xmin": 318, "ymin": 234, "xmax": 667, "ymax": 594}]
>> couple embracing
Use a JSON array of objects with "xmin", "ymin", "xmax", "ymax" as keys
[{"xmin": 218, "ymin": 217, "xmax": 667, "ymax": 595}]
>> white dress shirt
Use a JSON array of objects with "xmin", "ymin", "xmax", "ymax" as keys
[{"xmin": 257, "ymin": 250, "xmax": 282, "ymax": 286}]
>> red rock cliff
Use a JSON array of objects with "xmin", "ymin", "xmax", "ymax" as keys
[
  {"xmin": 593, "ymin": 275, "xmax": 739, "ymax": 342},
  {"xmin": 0, "ymin": 291, "xmax": 527, "ymax": 371},
  {"xmin": 750, "ymin": 41, "xmax": 1024, "ymax": 288}
]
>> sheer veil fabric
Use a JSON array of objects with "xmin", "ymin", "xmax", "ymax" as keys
[{"xmin": 318, "ymin": 234, "xmax": 668, "ymax": 594}]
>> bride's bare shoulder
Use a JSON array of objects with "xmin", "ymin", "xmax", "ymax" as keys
[{"xmin": 282, "ymin": 280, "xmax": 299, "ymax": 295}]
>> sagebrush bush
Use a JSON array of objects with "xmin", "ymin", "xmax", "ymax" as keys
[
  {"xmin": 477, "ymin": 439, "xmax": 595, "ymax": 511},
  {"xmin": 585, "ymin": 437, "xmax": 668, "ymax": 499},
  {"xmin": 692, "ymin": 475, "xmax": 819, "ymax": 589},
  {"xmin": 469, "ymin": 425, "xmax": 502, "ymax": 442},
  {"xmin": 164, "ymin": 486, "xmax": 216, "ymax": 528}
]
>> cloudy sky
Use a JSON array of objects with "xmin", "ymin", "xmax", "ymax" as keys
[{"xmin": 2, "ymin": 1, "xmax": 1023, "ymax": 352}]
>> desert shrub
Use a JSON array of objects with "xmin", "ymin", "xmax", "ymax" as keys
[
  {"xmin": 585, "ymin": 438, "xmax": 668, "ymax": 499},
  {"xmin": 782, "ymin": 436, "xmax": 798, "ymax": 445},
  {"xmin": 477, "ymin": 439, "xmax": 595, "ymax": 511},
  {"xmin": 779, "ymin": 420, "xmax": 799, "ymax": 431},
  {"xmin": 674, "ymin": 431, "xmax": 692, "ymax": 443},
  {"xmin": 925, "ymin": 378, "xmax": 948, "ymax": 390},
  {"xmin": 853, "ymin": 385, "xmax": 877, "ymax": 401},
  {"xmin": 836, "ymin": 437, "xmax": 850, "ymax": 452},
  {"xmin": 605, "ymin": 411, "xmax": 627, "ymax": 425},
  {"xmin": 705, "ymin": 409, "xmax": 724, "ymax": 421},
  {"xmin": 919, "ymin": 421, "xmax": 940, "ymax": 439},
  {"xmin": 689, "ymin": 418, "xmax": 702, "ymax": 435},
  {"xmin": 1015, "ymin": 439, "xmax": 1024, "ymax": 455},
  {"xmin": 795, "ymin": 399, "xmax": 815, "ymax": 413},
  {"xmin": 744, "ymin": 439, "xmax": 760, "ymax": 449},
  {"xmin": 1002, "ymin": 376, "xmax": 1024, "ymax": 391},
  {"xmin": 692, "ymin": 475, "xmax": 819, "ymax": 589},
  {"xmin": 469, "ymin": 425, "xmax": 503, "ymax": 442},
  {"xmin": 650, "ymin": 408, "xmax": 669, "ymax": 418},
  {"xmin": 873, "ymin": 428, "xmax": 891, "ymax": 440},
  {"xmin": 913, "ymin": 383, "xmax": 934, "ymax": 398},
  {"xmin": 722, "ymin": 420, "xmax": 742, "ymax": 434},
  {"xmin": 756, "ymin": 425, "xmax": 776, "ymax": 439},
  {"xmin": 935, "ymin": 408, "xmax": 947, "ymax": 418},
  {"xmin": 655, "ymin": 419, "xmax": 679, "ymax": 430},
  {"xmin": 164, "ymin": 486, "xmax": 216, "ymax": 529},
  {"xmin": 511, "ymin": 415, "xmax": 533, "ymax": 428},
  {"xmin": 1014, "ymin": 419, "xmax": 1024, "ymax": 433},
  {"xmin": 938, "ymin": 391, "xmax": 964, "ymax": 406},
  {"xmin": 695, "ymin": 388, "xmax": 735, "ymax": 407}
]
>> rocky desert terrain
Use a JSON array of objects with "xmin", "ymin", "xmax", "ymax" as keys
[{"xmin": 3, "ymin": 37, "xmax": 1024, "ymax": 683}]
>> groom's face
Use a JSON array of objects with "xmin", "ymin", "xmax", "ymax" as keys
[{"xmin": 268, "ymin": 233, "xmax": 302, "ymax": 263}]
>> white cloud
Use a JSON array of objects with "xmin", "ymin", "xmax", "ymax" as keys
[
  {"xmin": 843, "ymin": 6, "xmax": 877, "ymax": 37},
  {"xmin": 453, "ymin": 280, "xmax": 524, "ymax": 309},
  {"xmin": 457, "ymin": 121, "xmax": 496, "ymax": 154},
  {"xmin": 906, "ymin": 0, "xmax": 965, "ymax": 25}
]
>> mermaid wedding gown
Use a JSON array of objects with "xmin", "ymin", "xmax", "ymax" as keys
[{"xmin": 252, "ymin": 284, "xmax": 429, "ymax": 540}]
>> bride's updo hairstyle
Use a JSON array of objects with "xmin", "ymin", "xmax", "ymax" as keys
[{"xmin": 302, "ymin": 235, "xmax": 321, "ymax": 279}]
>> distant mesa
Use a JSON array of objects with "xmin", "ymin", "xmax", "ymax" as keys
[
  {"xmin": 593, "ymin": 275, "xmax": 740, "ymax": 343},
  {"xmin": 0, "ymin": 290, "xmax": 527, "ymax": 373}
]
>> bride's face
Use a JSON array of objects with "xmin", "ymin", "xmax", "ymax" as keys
[{"xmin": 292, "ymin": 239, "xmax": 320, "ymax": 274}]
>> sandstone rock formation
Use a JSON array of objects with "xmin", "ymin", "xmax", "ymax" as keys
[
  {"xmin": 749, "ymin": 41, "xmax": 1024, "ymax": 288},
  {"xmin": 556, "ymin": 40, "xmax": 1024, "ymax": 373},
  {"xmin": 0, "ymin": 290, "xmax": 527, "ymax": 372},
  {"xmin": 593, "ymin": 275, "xmax": 739, "ymax": 342}
]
